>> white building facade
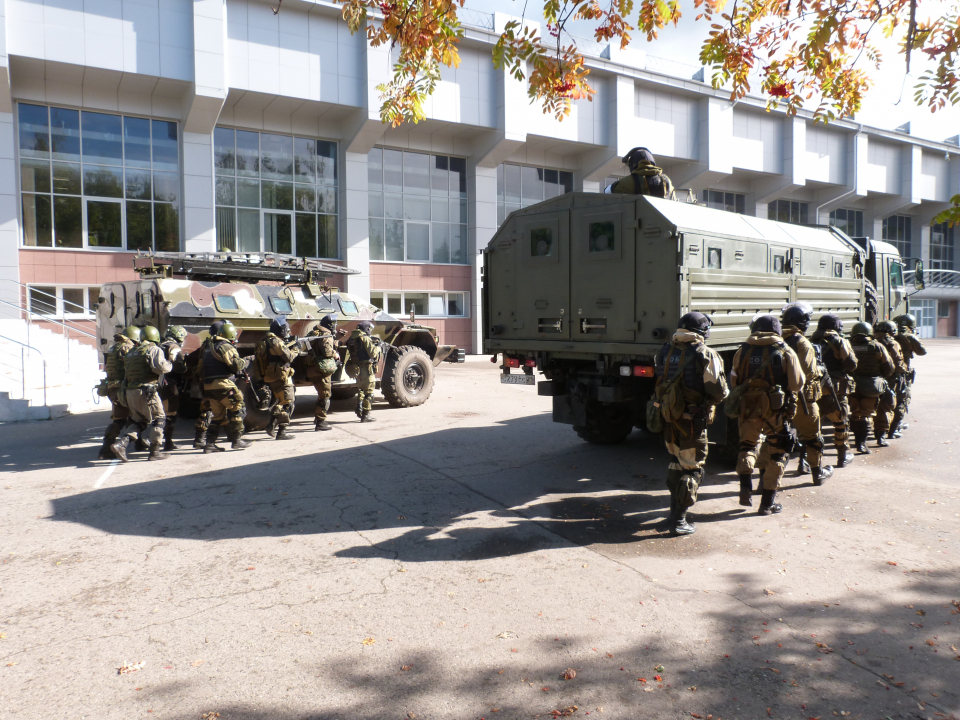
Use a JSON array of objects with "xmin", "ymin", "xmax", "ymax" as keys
[{"xmin": 3, "ymin": 0, "xmax": 958, "ymax": 350}]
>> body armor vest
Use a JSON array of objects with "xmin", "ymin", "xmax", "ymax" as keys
[
  {"xmin": 658, "ymin": 342, "xmax": 705, "ymax": 395},
  {"xmin": 104, "ymin": 341, "xmax": 130, "ymax": 381},
  {"xmin": 347, "ymin": 334, "xmax": 372, "ymax": 363},
  {"xmin": 785, "ymin": 333, "xmax": 823, "ymax": 374},
  {"xmin": 739, "ymin": 342, "xmax": 787, "ymax": 387},
  {"xmin": 124, "ymin": 343, "xmax": 159, "ymax": 386},
  {"xmin": 309, "ymin": 329, "xmax": 336, "ymax": 358},
  {"xmin": 203, "ymin": 340, "xmax": 235, "ymax": 381},
  {"xmin": 850, "ymin": 337, "xmax": 884, "ymax": 377},
  {"xmin": 813, "ymin": 332, "xmax": 844, "ymax": 374}
]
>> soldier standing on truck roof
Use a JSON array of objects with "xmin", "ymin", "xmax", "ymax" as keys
[
  {"xmin": 872, "ymin": 320, "xmax": 908, "ymax": 447},
  {"xmin": 158, "ymin": 325, "xmax": 188, "ymax": 451},
  {"xmin": 652, "ymin": 312, "xmax": 728, "ymax": 536},
  {"xmin": 96, "ymin": 326, "xmax": 140, "ymax": 460},
  {"xmin": 306, "ymin": 314, "xmax": 343, "ymax": 431},
  {"xmin": 892, "ymin": 313, "xmax": 927, "ymax": 437},
  {"xmin": 730, "ymin": 315, "xmax": 805, "ymax": 515},
  {"xmin": 780, "ymin": 303, "xmax": 834, "ymax": 486},
  {"xmin": 608, "ymin": 147, "xmax": 676, "ymax": 199},
  {"xmin": 200, "ymin": 321, "xmax": 253, "ymax": 453},
  {"xmin": 848, "ymin": 322, "xmax": 895, "ymax": 455},
  {"xmin": 347, "ymin": 320, "xmax": 381, "ymax": 423},
  {"xmin": 192, "ymin": 320, "xmax": 224, "ymax": 449},
  {"xmin": 811, "ymin": 314, "xmax": 857, "ymax": 469},
  {"xmin": 256, "ymin": 317, "xmax": 299, "ymax": 440},
  {"xmin": 111, "ymin": 325, "xmax": 172, "ymax": 462}
]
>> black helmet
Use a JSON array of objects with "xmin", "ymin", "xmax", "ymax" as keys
[
  {"xmin": 319, "ymin": 314, "xmax": 337, "ymax": 330},
  {"xmin": 678, "ymin": 311, "xmax": 713, "ymax": 338},
  {"xmin": 622, "ymin": 147, "xmax": 657, "ymax": 171},
  {"xmin": 270, "ymin": 316, "xmax": 290, "ymax": 338},
  {"xmin": 751, "ymin": 314, "xmax": 782, "ymax": 335},
  {"xmin": 781, "ymin": 302, "xmax": 813, "ymax": 331},
  {"xmin": 874, "ymin": 320, "xmax": 897, "ymax": 335},
  {"xmin": 895, "ymin": 313, "xmax": 917, "ymax": 329},
  {"xmin": 358, "ymin": 321, "xmax": 375, "ymax": 333},
  {"xmin": 209, "ymin": 319, "xmax": 225, "ymax": 337},
  {"xmin": 817, "ymin": 313, "xmax": 843, "ymax": 332},
  {"xmin": 851, "ymin": 321, "xmax": 874, "ymax": 336}
]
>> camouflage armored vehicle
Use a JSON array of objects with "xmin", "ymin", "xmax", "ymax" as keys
[
  {"xmin": 483, "ymin": 193, "xmax": 921, "ymax": 448},
  {"xmin": 96, "ymin": 252, "xmax": 464, "ymax": 426}
]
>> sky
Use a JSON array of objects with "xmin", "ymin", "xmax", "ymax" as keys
[{"xmin": 461, "ymin": 0, "xmax": 960, "ymax": 144}]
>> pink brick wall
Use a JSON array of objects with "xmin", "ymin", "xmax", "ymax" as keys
[{"xmin": 19, "ymin": 249, "xmax": 139, "ymax": 285}]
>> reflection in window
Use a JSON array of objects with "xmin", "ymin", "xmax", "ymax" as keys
[
  {"xmin": 530, "ymin": 227, "xmax": 554, "ymax": 257},
  {"xmin": 930, "ymin": 222, "xmax": 954, "ymax": 270},
  {"xmin": 18, "ymin": 103, "xmax": 179, "ymax": 251},
  {"xmin": 768, "ymin": 199, "xmax": 809, "ymax": 226},
  {"xmin": 371, "ymin": 291, "xmax": 468, "ymax": 317},
  {"xmin": 773, "ymin": 255, "xmax": 785, "ymax": 273},
  {"xmin": 214, "ymin": 295, "xmax": 239, "ymax": 311},
  {"xmin": 833, "ymin": 262, "xmax": 843, "ymax": 278},
  {"xmin": 497, "ymin": 164, "xmax": 573, "ymax": 226},
  {"xmin": 707, "ymin": 248, "xmax": 722, "ymax": 269},
  {"xmin": 588, "ymin": 221, "xmax": 616, "ymax": 253},
  {"xmin": 889, "ymin": 261, "xmax": 904, "ymax": 288},
  {"xmin": 702, "ymin": 190, "xmax": 746, "ymax": 215},
  {"xmin": 882, "ymin": 215, "xmax": 912, "ymax": 262},
  {"xmin": 26, "ymin": 285, "xmax": 101, "ymax": 317},
  {"xmin": 829, "ymin": 208, "xmax": 863, "ymax": 237}
]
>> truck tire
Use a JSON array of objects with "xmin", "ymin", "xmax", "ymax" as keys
[
  {"xmin": 382, "ymin": 345, "xmax": 435, "ymax": 408},
  {"xmin": 865, "ymin": 278, "xmax": 879, "ymax": 325},
  {"xmin": 573, "ymin": 401, "xmax": 633, "ymax": 445}
]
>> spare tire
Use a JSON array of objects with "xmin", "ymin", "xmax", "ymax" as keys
[
  {"xmin": 864, "ymin": 278, "xmax": 880, "ymax": 326},
  {"xmin": 381, "ymin": 345, "xmax": 435, "ymax": 408}
]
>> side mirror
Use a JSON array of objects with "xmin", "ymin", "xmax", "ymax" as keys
[{"xmin": 913, "ymin": 260, "xmax": 925, "ymax": 291}]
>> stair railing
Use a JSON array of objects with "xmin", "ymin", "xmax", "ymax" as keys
[{"xmin": 0, "ymin": 333, "xmax": 48, "ymax": 410}]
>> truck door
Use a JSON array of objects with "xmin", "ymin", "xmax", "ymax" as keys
[
  {"xmin": 887, "ymin": 256, "xmax": 906, "ymax": 318},
  {"xmin": 569, "ymin": 204, "xmax": 637, "ymax": 342},
  {"xmin": 97, "ymin": 283, "xmax": 127, "ymax": 358}
]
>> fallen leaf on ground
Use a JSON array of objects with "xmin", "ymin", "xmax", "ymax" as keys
[
  {"xmin": 549, "ymin": 707, "xmax": 578, "ymax": 718},
  {"xmin": 764, "ymin": 589, "xmax": 776, "ymax": 596},
  {"xmin": 495, "ymin": 631, "xmax": 518, "ymax": 639},
  {"xmin": 117, "ymin": 661, "xmax": 145, "ymax": 675},
  {"xmin": 200, "ymin": 713, "xmax": 220, "ymax": 720},
  {"xmin": 400, "ymin": 665, "xmax": 412, "ymax": 671},
  {"xmin": 362, "ymin": 637, "xmax": 375, "ymax": 646},
  {"xmin": 563, "ymin": 668, "xmax": 577, "ymax": 680},
  {"xmin": 191, "ymin": 660, "xmax": 205, "ymax": 667},
  {"xmin": 655, "ymin": 664, "xmax": 665, "ymax": 672},
  {"xmin": 245, "ymin": 567, "xmax": 255, "ymax": 571}
]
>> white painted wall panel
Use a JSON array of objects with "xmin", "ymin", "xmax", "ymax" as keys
[
  {"xmin": 731, "ymin": 108, "xmax": 782, "ymax": 174},
  {"xmin": 805, "ymin": 125, "xmax": 846, "ymax": 184},
  {"xmin": 634, "ymin": 85, "xmax": 697, "ymax": 160},
  {"xmin": 865, "ymin": 140, "xmax": 901, "ymax": 195},
  {"xmin": 920, "ymin": 151, "xmax": 948, "ymax": 201}
]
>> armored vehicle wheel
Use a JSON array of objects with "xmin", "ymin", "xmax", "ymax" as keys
[
  {"xmin": 573, "ymin": 401, "xmax": 633, "ymax": 445},
  {"xmin": 864, "ymin": 279, "xmax": 879, "ymax": 326},
  {"xmin": 382, "ymin": 345, "xmax": 435, "ymax": 408},
  {"xmin": 331, "ymin": 386, "xmax": 359, "ymax": 401}
]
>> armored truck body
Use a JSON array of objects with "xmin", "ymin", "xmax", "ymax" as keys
[{"xmin": 483, "ymin": 193, "xmax": 910, "ymax": 445}]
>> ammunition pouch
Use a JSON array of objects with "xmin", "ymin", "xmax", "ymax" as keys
[
  {"xmin": 667, "ymin": 471, "xmax": 699, "ymax": 506},
  {"xmin": 645, "ymin": 397, "xmax": 664, "ymax": 434},
  {"xmin": 768, "ymin": 386, "xmax": 785, "ymax": 411},
  {"xmin": 96, "ymin": 379, "xmax": 110, "ymax": 397}
]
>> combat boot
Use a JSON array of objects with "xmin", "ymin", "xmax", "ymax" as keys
[
  {"xmin": 227, "ymin": 428, "xmax": 253, "ymax": 450},
  {"xmin": 853, "ymin": 421, "xmax": 871, "ymax": 454},
  {"xmin": 360, "ymin": 412, "xmax": 377, "ymax": 423},
  {"xmin": 796, "ymin": 456, "xmax": 811, "ymax": 475},
  {"xmin": 148, "ymin": 443, "xmax": 168, "ymax": 461},
  {"xmin": 355, "ymin": 403, "xmax": 364, "ymax": 420},
  {"xmin": 193, "ymin": 427, "xmax": 207, "ymax": 449},
  {"xmin": 758, "ymin": 489, "xmax": 783, "ymax": 515},
  {"xmin": 738, "ymin": 473, "xmax": 753, "ymax": 507},
  {"xmin": 135, "ymin": 436, "xmax": 149, "ymax": 452},
  {"xmin": 315, "ymin": 420, "xmax": 332, "ymax": 431},
  {"xmin": 671, "ymin": 492, "xmax": 696, "ymax": 535},
  {"xmin": 811, "ymin": 465, "xmax": 833, "ymax": 486},
  {"xmin": 110, "ymin": 435, "xmax": 131, "ymax": 463},
  {"xmin": 835, "ymin": 445, "xmax": 853, "ymax": 468},
  {"xmin": 99, "ymin": 422, "xmax": 122, "ymax": 459},
  {"xmin": 275, "ymin": 424, "xmax": 294, "ymax": 440},
  {"xmin": 265, "ymin": 417, "xmax": 278, "ymax": 438},
  {"xmin": 98, "ymin": 443, "xmax": 114, "ymax": 460},
  {"xmin": 163, "ymin": 418, "xmax": 179, "ymax": 451},
  {"xmin": 875, "ymin": 431, "xmax": 889, "ymax": 448},
  {"xmin": 203, "ymin": 424, "xmax": 226, "ymax": 454}
]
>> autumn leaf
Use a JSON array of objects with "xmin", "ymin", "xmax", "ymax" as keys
[
  {"xmin": 362, "ymin": 637, "xmax": 376, "ymax": 646},
  {"xmin": 117, "ymin": 661, "xmax": 145, "ymax": 675},
  {"xmin": 563, "ymin": 668, "xmax": 577, "ymax": 680}
]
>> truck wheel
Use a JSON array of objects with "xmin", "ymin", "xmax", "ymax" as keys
[
  {"xmin": 573, "ymin": 401, "xmax": 633, "ymax": 445},
  {"xmin": 382, "ymin": 345, "xmax": 435, "ymax": 408},
  {"xmin": 865, "ymin": 279, "xmax": 879, "ymax": 325}
]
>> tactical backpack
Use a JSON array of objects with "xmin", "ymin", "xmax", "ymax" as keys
[
  {"xmin": 646, "ymin": 348, "xmax": 697, "ymax": 433},
  {"xmin": 723, "ymin": 345, "xmax": 778, "ymax": 419}
]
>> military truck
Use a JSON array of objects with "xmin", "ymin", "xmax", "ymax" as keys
[
  {"xmin": 96, "ymin": 252, "xmax": 464, "ymax": 426},
  {"xmin": 482, "ymin": 193, "xmax": 922, "ymax": 448}
]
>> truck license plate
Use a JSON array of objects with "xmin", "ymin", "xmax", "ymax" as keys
[{"xmin": 501, "ymin": 374, "xmax": 535, "ymax": 386}]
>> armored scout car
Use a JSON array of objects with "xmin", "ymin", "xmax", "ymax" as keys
[
  {"xmin": 483, "ymin": 193, "xmax": 921, "ymax": 448},
  {"xmin": 97, "ymin": 252, "xmax": 464, "ymax": 425}
]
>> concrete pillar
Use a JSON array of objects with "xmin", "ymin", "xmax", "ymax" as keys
[
  {"xmin": 182, "ymin": 132, "xmax": 215, "ymax": 252},
  {"xmin": 342, "ymin": 150, "xmax": 370, "ymax": 301},
  {"xmin": 0, "ymin": 111, "xmax": 18, "ymax": 308},
  {"xmin": 469, "ymin": 164, "xmax": 497, "ymax": 354}
]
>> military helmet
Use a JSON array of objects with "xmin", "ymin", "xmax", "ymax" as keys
[
  {"xmin": 851, "ymin": 321, "xmax": 874, "ymax": 336},
  {"xmin": 165, "ymin": 325, "xmax": 187, "ymax": 343},
  {"xmin": 874, "ymin": 320, "xmax": 897, "ymax": 335},
  {"xmin": 209, "ymin": 319, "xmax": 225, "ymax": 336},
  {"xmin": 218, "ymin": 321, "xmax": 239, "ymax": 342},
  {"xmin": 622, "ymin": 146, "xmax": 656, "ymax": 171},
  {"xmin": 678, "ymin": 311, "xmax": 713, "ymax": 338},
  {"xmin": 817, "ymin": 313, "xmax": 843, "ymax": 332},
  {"xmin": 142, "ymin": 325, "xmax": 161, "ymax": 343},
  {"xmin": 895, "ymin": 313, "xmax": 917, "ymax": 329},
  {"xmin": 751, "ymin": 314, "xmax": 782, "ymax": 336},
  {"xmin": 781, "ymin": 302, "xmax": 813, "ymax": 331},
  {"xmin": 270, "ymin": 316, "xmax": 290, "ymax": 338},
  {"xmin": 358, "ymin": 320, "xmax": 375, "ymax": 334},
  {"xmin": 123, "ymin": 325, "xmax": 142, "ymax": 342},
  {"xmin": 319, "ymin": 314, "xmax": 337, "ymax": 330}
]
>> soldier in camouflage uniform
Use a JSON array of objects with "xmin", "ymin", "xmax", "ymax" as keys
[
  {"xmin": 306, "ymin": 314, "xmax": 342, "ymax": 431},
  {"xmin": 609, "ymin": 147, "xmax": 676, "ymax": 199},
  {"xmin": 111, "ymin": 326, "xmax": 172, "ymax": 462},
  {"xmin": 347, "ymin": 320, "xmax": 381, "ymax": 423},
  {"xmin": 256, "ymin": 317, "xmax": 299, "ymax": 440},
  {"xmin": 780, "ymin": 303, "xmax": 833, "ymax": 485},
  {"xmin": 97, "ymin": 326, "xmax": 140, "ymax": 459},
  {"xmin": 192, "ymin": 320, "xmax": 224, "ymax": 449},
  {"xmin": 872, "ymin": 320, "xmax": 908, "ymax": 446},
  {"xmin": 811, "ymin": 314, "xmax": 857, "ymax": 468},
  {"xmin": 652, "ymin": 312, "xmax": 728, "ymax": 535},
  {"xmin": 158, "ymin": 325, "xmax": 188, "ymax": 451},
  {"xmin": 892, "ymin": 313, "xmax": 927, "ymax": 437},
  {"xmin": 848, "ymin": 322, "xmax": 895, "ymax": 454},
  {"xmin": 201, "ymin": 321, "xmax": 252, "ymax": 452},
  {"xmin": 730, "ymin": 315, "xmax": 805, "ymax": 516}
]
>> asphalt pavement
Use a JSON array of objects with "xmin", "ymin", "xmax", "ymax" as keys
[{"xmin": 1, "ymin": 341, "xmax": 958, "ymax": 720}]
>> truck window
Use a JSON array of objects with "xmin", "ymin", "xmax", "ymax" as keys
[
  {"xmin": 530, "ymin": 227, "xmax": 553, "ymax": 256},
  {"xmin": 773, "ymin": 255, "xmax": 785, "ymax": 273},
  {"xmin": 889, "ymin": 261, "xmax": 904, "ymax": 288},
  {"xmin": 833, "ymin": 262, "xmax": 843, "ymax": 278},
  {"xmin": 213, "ymin": 294, "xmax": 239, "ymax": 312},
  {"xmin": 588, "ymin": 221, "xmax": 615, "ymax": 253},
  {"xmin": 707, "ymin": 247, "xmax": 722, "ymax": 269},
  {"xmin": 339, "ymin": 300, "xmax": 359, "ymax": 315},
  {"xmin": 270, "ymin": 296, "xmax": 293, "ymax": 314}
]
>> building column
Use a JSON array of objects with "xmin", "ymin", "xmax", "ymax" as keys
[
  {"xmin": 182, "ymin": 132, "xmax": 215, "ymax": 252},
  {"xmin": 0, "ymin": 111, "xmax": 18, "ymax": 308},
  {"xmin": 469, "ymin": 163, "xmax": 497, "ymax": 355},
  {"xmin": 342, "ymin": 149, "xmax": 370, "ymax": 301}
]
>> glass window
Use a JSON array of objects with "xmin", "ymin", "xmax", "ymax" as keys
[
  {"xmin": 339, "ymin": 300, "xmax": 359, "ymax": 315},
  {"xmin": 62, "ymin": 287, "xmax": 85, "ymax": 315},
  {"xmin": 21, "ymin": 194, "xmax": 52, "ymax": 247},
  {"xmin": 882, "ymin": 215, "xmax": 912, "ymax": 261},
  {"xmin": 768, "ymin": 199, "xmax": 809, "ymax": 226},
  {"xmin": 889, "ymin": 261, "xmax": 904, "ymax": 288},
  {"xmin": 214, "ymin": 127, "xmax": 236, "ymax": 173},
  {"xmin": 29, "ymin": 286, "xmax": 57, "ymax": 315},
  {"xmin": 54, "ymin": 196, "xmax": 82, "ymax": 248},
  {"xmin": 829, "ymin": 208, "xmax": 863, "ymax": 237},
  {"xmin": 19, "ymin": 104, "xmax": 50, "ymax": 158},
  {"xmin": 88, "ymin": 287, "xmax": 100, "ymax": 313},
  {"xmin": 707, "ymin": 247, "xmax": 722, "ymax": 269},
  {"xmin": 50, "ymin": 108, "xmax": 80, "ymax": 162},
  {"xmin": 589, "ymin": 221, "xmax": 616, "ymax": 253},
  {"xmin": 214, "ymin": 294, "xmax": 239, "ymax": 311},
  {"xmin": 260, "ymin": 133, "xmax": 294, "ymax": 181},
  {"xmin": 702, "ymin": 190, "xmax": 747, "ymax": 215},
  {"xmin": 270, "ymin": 297, "xmax": 293, "ymax": 314},
  {"xmin": 370, "ymin": 291, "xmax": 469, "ymax": 317},
  {"xmin": 87, "ymin": 201, "xmax": 122, "ymax": 247},
  {"xmin": 81, "ymin": 111, "xmax": 123, "ymax": 166},
  {"xmin": 123, "ymin": 117, "xmax": 152, "ymax": 168},
  {"xmin": 930, "ymin": 223, "xmax": 954, "ymax": 271},
  {"xmin": 21, "ymin": 160, "xmax": 52, "ymax": 193},
  {"xmin": 404, "ymin": 293, "xmax": 429, "ymax": 316},
  {"xmin": 497, "ymin": 163, "xmax": 574, "ymax": 227},
  {"xmin": 447, "ymin": 293, "xmax": 465, "ymax": 316},
  {"xmin": 531, "ymin": 227, "xmax": 553, "ymax": 256}
]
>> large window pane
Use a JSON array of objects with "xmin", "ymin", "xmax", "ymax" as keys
[
  {"xmin": 317, "ymin": 140, "xmax": 337, "ymax": 184},
  {"xmin": 543, "ymin": 168, "xmax": 559, "ymax": 199},
  {"xmin": 21, "ymin": 160, "xmax": 51, "ymax": 193},
  {"xmin": 448, "ymin": 293, "xmax": 464, "ymax": 316},
  {"xmin": 368, "ymin": 147, "xmax": 383, "ymax": 192},
  {"xmin": 29, "ymin": 286, "xmax": 57, "ymax": 315},
  {"xmin": 316, "ymin": 186, "xmax": 336, "ymax": 214},
  {"xmin": 216, "ymin": 207, "xmax": 236, "ymax": 251},
  {"xmin": 153, "ymin": 171, "xmax": 179, "ymax": 203},
  {"xmin": 450, "ymin": 198, "xmax": 467, "ymax": 224},
  {"xmin": 451, "ymin": 224, "xmax": 466, "ymax": 264},
  {"xmin": 81, "ymin": 112, "xmax": 123, "ymax": 165},
  {"xmin": 450, "ymin": 157, "xmax": 467, "ymax": 197},
  {"xmin": 295, "ymin": 185, "xmax": 316, "ymax": 212},
  {"xmin": 154, "ymin": 203, "xmax": 180, "ymax": 251},
  {"xmin": 369, "ymin": 218, "xmax": 385, "ymax": 261},
  {"xmin": 236, "ymin": 130, "xmax": 260, "ymax": 177},
  {"xmin": 431, "ymin": 155, "xmax": 449, "ymax": 195},
  {"xmin": 385, "ymin": 219, "xmax": 404, "ymax": 261},
  {"xmin": 84, "ymin": 165, "xmax": 124, "ymax": 198},
  {"xmin": 404, "ymin": 152, "xmax": 430, "ymax": 195},
  {"xmin": 123, "ymin": 117, "xmax": 152, "ymax": 168},
  {"xmin": 53, "ymin": 162, "xmax": 81, "ymax": 195},
  {"xmin": 237, "ymin": 179, "xmax": 260, "ymax": 208},
  {"xmin": 432, "ymin": 198, "xmax": 448, "ymax": 222},
  {"xmin": 404, "ymin": 195, "xmax": 430, "ymax": 221},
  {"xmin": 432, "ymin": 222, "xmax": 450, "ymax": 263},
  {"xmin": 383, "ymin": 149, "xmax": 403, "ymax": 193},
  {"xmin": 384, "ymin": 193, "xmax": 403, "ymax": 219},
  {"xmin": 504, "ymin": 163, "xmax": 521, "ymax": 204},
  {"xmin": 521, "ymin": 166, "xmax": 543, "ymax": 206},
  {"xmin": 294, "ymin": 137, "xmax": 316, "ymax": 183},
  {"xmin": 387, "ymin": 294, "xmax": 401, "ymax": 314},
  {"xmin": 50, "ymin": 108, "xmax": 80, "ymax": 162},
  {"xmin": 264, "ymin": 212, "xmax": 292, "ymax": 254},
  {"xmin": 237, "ymin": 208, "xmax": 260, "ymax": 251},
  {"xmin": 260, "ymin": 133, "xmax": 293, "ymax": 181},
  {"xmin": 53, "ymin": 196, "xmax": 82, "ymax": 248},
  {"xmin": 215, "ymin": 177, "xmax": 235, "ymax": 206},
  {"xmin": 127, "ymin": 201, "xmax": 153, "ymax": 251},
  {"xmin": 429, "ymin": 294, "xmax": 445, "ymax": 315},
  {"xmin": 262, "ymin": 181, "xmax": 293, "ymax": 210},
  {"xmin": 152, "ymin": 120, "xmax": 179, "ymax": 171},
  {"xmin": 63, "ymin": 288, "xmax": 85, "ymax": 314},
  {"xmin": 22, "ymin": 194, "xmax": 52, "ymax": 247},
  {"xmin": 559, "ymin": 171, "xmax": 573, "ymax": 194},
  {"xmin": 318, "ymin": 214, "xmax": 337, "ymax": 258},
  {"xmin": 296, "ymin": 213, "xmax": 317, "ymax": 257},
  {"xmin": 369, "ymin": 192, "xmax": 384, "ymax": 218},
  {"xmin": 87, "ymin": 200, "xmax": 123, "ymax": 247},
  {"xmin": 214, "ymin": 127, "xmax": 236, "ymax": 174},
  {"xmin": 406, "ymin": 222, "xmax": 429, "ymax": 261},
  {"xmin": 404, "ymin": 292, "xmax": 429, "ymax": 316},
  {"xmin": 125, "ymin": 168, "xmax": 152, "ymax": 200},
  {"xmin": 19, "ymin": 104, "xmax": 49, "ymax": 158}
]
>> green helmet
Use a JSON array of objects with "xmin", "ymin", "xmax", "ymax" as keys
[
  {"xmin": 123, "ymin": 325, "xmax": 141, "ymax": 342},
  {"xmin": 851, "ymin": 321, "xmax": 874, "ymax": 336},
  {"xmin": 142, "ymin": 325, "xmax": 161, "ymax": 343},
  {"xmin": 895, "ymin": 313, "xmax": 917, "ymax": 329},
  {"xmin": 874, "ymin": 320, "xmax": 897, "ymax": 335},
  {"xmin": 218, "ymin": 321, "xmax": 239, "ymax": 342},
  {"xmin": 165, "ymin": 325, "xmax": 187, "ymax": 343}
]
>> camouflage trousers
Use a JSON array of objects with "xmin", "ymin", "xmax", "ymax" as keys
[
  {"xmin": 874, "ymin": 386, "xmax": 899, "ymax": 436},
  {"xmin": 122, "ymin": 385, "xmax": 165, "ymax": 447},
  {"xmin": 817, "ymin": 394, "xmax": 850, "ymax": 450},
  {"xmin": 792, "ymin": 396, "xmax": 824, "ymax": 468},
  {"xmin": 200, "ymin": 379, "xmax": 245, "ymax": 438},
  {"xmin": 849, "ymin": 394, "xmax": 879, "ymax": 421},
  {"xmin": 663, "ymin": 417, "xmax": 708, "ymax": 508},
  {"xmin": 311, "ymin": 374, "xmax": 332, "ymax": 420},
  {"xmin": 738, "ymin": 414, "xmax": 790, "ymax": 491},
  {"xmin": 267, "ymin": 379, "xmax": 296, "ymax": 424},
  {"xmin": 357, "ymin": 363, "xmax": 376, "ymax": 413},
  {"xmin": 102, "ymin": 386, "xmax": 130, "ymax": 447}
]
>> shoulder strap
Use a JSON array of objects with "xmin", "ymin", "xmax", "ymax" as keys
[
  {"xmin": 659, "ymin": 346, "xmax": 696, "ymax": 392},
  {"xmin": 740, "ymin": 344, "xmax": 778, "ymax": 386}
]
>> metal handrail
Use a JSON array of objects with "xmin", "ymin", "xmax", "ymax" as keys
[
  {"xmin": 0, "ymin": 297, "xmax": 97, "ymax": 339},
  {"xmin": 0, "ymin": 278, "xmax": 97, "ymax": 324},
  {"xmin": 906, "ymin": 268, "xmax": 960, "ymax": 289},
  {"xmin": 0, "ymin": 333, "xmax": 48, "ymax": 409}
]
